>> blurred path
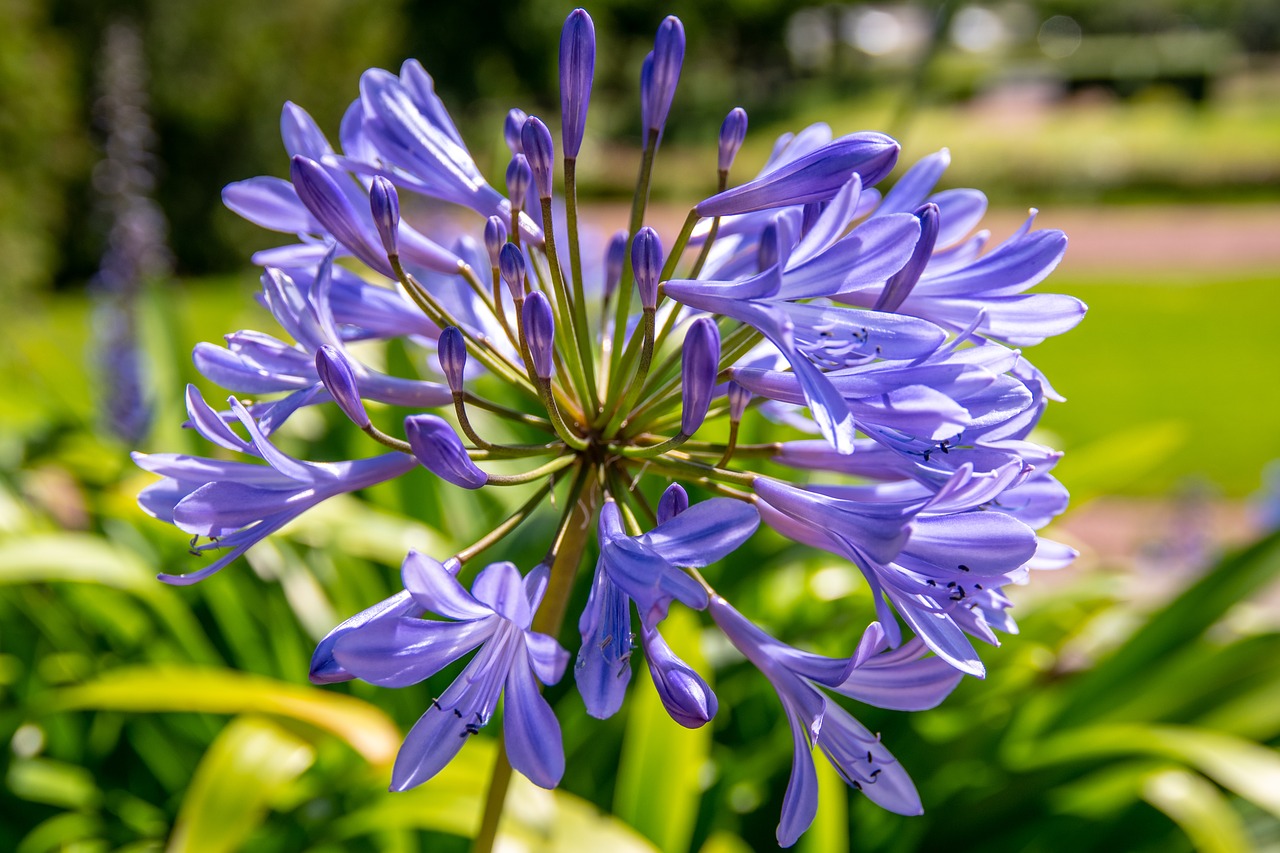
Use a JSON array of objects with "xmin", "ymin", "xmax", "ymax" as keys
[
  {"xmin": 973, "ymin": 204, "xmax": 1280, "ymax": 274},
  {"xmin": 627, "ymin": 203, "xmax": 1280, "ymax": 275}
]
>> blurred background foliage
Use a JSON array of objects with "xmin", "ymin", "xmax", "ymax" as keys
[{"xmin": 1, "ymin": 0, "xmax": 1279, "ymax": 850}]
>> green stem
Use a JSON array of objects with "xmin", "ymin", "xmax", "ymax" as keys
[
  {"xmin": 484, "ymin": 453, "xmax": 576, "ymax": 487},
  {"xmin": 472, "ymin": 468, "xmax": 596, "ymax": 853},
  {"xmin": 564, "ymin": 158, "xmax": 599, "ymax": 413}
]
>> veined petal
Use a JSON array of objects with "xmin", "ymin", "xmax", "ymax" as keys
[
  {"xmin": 503, "ymin": 644, "xmax": 565, "ymax": 788},
  {"xmin": 777, "ymin": 716, "xmax": 820, "ymax": 848},
  {"xmin": 775, "ymin": 213, "xmax": 920, "ymax": 299},
  {"xmin": 471, "ymin": 561, "xmax": 532, "ymax": 628},
  {"xmin": 401, "ymin": 550, "xmax": 492, "ymax": 621},
  {"xmin": 332, "ymin": 614, "xmax": 494, "ymax": 687},
  {"xmin": 222, "ymin": 177, "xmax": 320, "ymax": 234},
  {"xmin": 638, "ymin": 498, "xmax": 759, "ymax": 568},
  {"xmin": 310, "ymin": 589, "xmax": 422, "ymax": 684}
]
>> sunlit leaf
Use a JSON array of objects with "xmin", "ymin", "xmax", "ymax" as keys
[
  {"xmin": 48, "ymin": 665, "xmax": 401, "ymax": 767},
  {"xmin": 1142, "ymin": 768, "xmax": 1251, "ymax": 853},
  {"xmin": 166, "ymin": 715, "xmax": 314, "ymax": 853}
]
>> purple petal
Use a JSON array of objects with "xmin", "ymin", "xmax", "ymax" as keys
[
  {"xmin": 503, "ymin": 645, "xmax": 565, "ymax": 788},
  {"xmin": 333, "ymin": 615, "xmax": 494, "ymax": 688},
  {"xmin": 310, "ymin": 590, "xmax": 422, "ymax": 684},
  {"xmin": 471, "ymin": 561, "xmax": 532, "ymax": 628},
  {"xmin": 697, "ymin": 133, "xmax": 900, "ymax": 218},
  {"xmin": 639, "ymin": 498, "xmax": 759, "ymax": 568},
  {"xmin": 401, "ymin": 550, "xmax": 492, "ymax": 621},
  {"xmin": 777, "ymin": 718, "xmax": 819, "ymax": 847}
]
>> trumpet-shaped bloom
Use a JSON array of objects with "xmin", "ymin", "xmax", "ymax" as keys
[{"xmin": 332, "ymin": 553, "xmax": 569, "ymax": 789}]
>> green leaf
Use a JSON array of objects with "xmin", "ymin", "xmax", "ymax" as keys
[
  {"xmin": 1052, "ymin": 529, "xmax": 1280, "ymax": 727},
  {"xmin": 614, "ymin": 608, "xmax": 712, "ymax": 852},
  {"xmin": 0, "ymin": 533, "xmax": 220, "ymax": 663},
  {"xmin": 166, "ymin": 716, "xmax": 314, "ymax": 853},
  {"xmin": 1010, "ymin": 723, "xmax": 1280, "ymax": 819},
  {"xmin": 47, "ymin": 665, "xmax": 401, "ymax": 767},
  {"xmin": 1141, "ymin": 768, "xmax": 1252, "ymax": 853},
  {"xmin": 333, "ymin": 739, "xmax": 658, "ymax": 852},
  {"xmin": 6, "ymin": 757, "xmax": 101, "ymax": 810}
]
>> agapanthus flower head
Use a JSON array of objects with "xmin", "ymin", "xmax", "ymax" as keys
[{"xmin": 138, "ymin": 7, "xmax": 1082, "ymax": 846}]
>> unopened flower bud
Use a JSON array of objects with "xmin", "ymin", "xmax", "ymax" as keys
[
  {"xmin": 631, "ymin": 226, "xmax": 663, "ymax": 310},
  {"xmin": 696, "ymin": 133, "xmax": 900, "ymax": 218},
  {"xmin": 727, "ymin": 380, "xmax": 751, "ymax": 421},
  {"xmin": 438, "ymin": 327, "xmax": 467, "ymax": 392},
  {"xmin": 483, "ymin": 215, "xmax": 507, "ymax": 268},
  {"xmin": 315, "ymin": 345, "xmax": 369, "ymax": 428},
  {"xmin": 559, "ymin": 9, "xmax": 595, "ymax": 159},
  {"xmin": 657, "ymin": 483, "xmax": 689, "ymax": 524},
  {"xmin": 291, "ymin": 155, "xmax": 392, "ymax": 277},
  {"xmin": 506, "ymin": 154, "xmax": 532, "ymax": 214},
  {"xmin": 405, "ymin": 414, "xmax": 487, "ymax": 489},
  {"xmin": 520, "ymin": 117, "xmax": 555, "ymax": 200},
  {"xmin": 718, "ymin": 107, "xmax": 748, "ymax": 172},
  {"xmin": 503, "ymin": 108, "xmax": 528, "ymax": 155},
  {"xmin": 875, "ymin": 202, "xmax": 939, "ymax": 313},
  {"xmin": 369, "ymin": 176, "xmax": 400, "ymax": 258},
  {"xmin": 641, "ymin": 625, "xmax": 717, "ymax": 729},
  {"xmin": 604, "ymin": 229, "xmax": 627, "ymax": 302},
  {"xmin": 642, "ymin": 16, "xmax": 685, "ymax": 139},
  {"xmin": 681, "ymin": 317, "xmax": 720, "ymax": 436},
  {"xmin": 499, "ymin": 243, "xmax": 527, "ymax": 300},
  {"xmin": 523, "ymin": 291, "xmax": 556, "ymax": 380}
]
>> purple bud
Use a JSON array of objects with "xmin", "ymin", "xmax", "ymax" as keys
[
  {"xmin": 656, "ymin": 483, "xmax": 689, "ymax": 524},
  {"xmin": 643, "ymin": 16, "xmax": 685, "ymax": 138},
  {"xmin": 483, "ymin": 216, "xmax": 507, "ymax": 268},
  {"xmin": 727, "ymin": 380, "xmax": 751, "ymax": 422},
  {"xmin": 520, "ymin": 117, "xmax": 555, "ymax": 200},
  {"xmin": 523, "ymin": 291, "xmax": 556, "ymax": 380},
  {"xmin": 315, "ymin": 345, "xmax": 369, "ymax": 428},
  {"xmin": 506, "ymin": 154, "xmax": 532, "ymax": 215},
  {"xmin": 604, "ymin": 229, "xmax": 627, "ymax": 302},
  {"xmin": 681, "ymin": 317, "xmax": 720, "ymax": 436},
  {"xmin": 695, "ymin": 132, "xmax": 901, "ymax": 218},
  {"xmin": 631, "ymin": 226, "xmax": 663, "ymax": 310},
  {"xmin": 290, "ymin": 156, "xmax": 392, "ymax": 277},
  {"xmin": 499, "ymin": 243, "xmax": 527, "ymax": 300},
  {"xmin": 641, "ymin": 625, "xmax": 718, "ymax": 729},
  {"xmin": 559, "ymin": 9, "xmax": 596, "ymax": 159},
  {"xmin": 438, "ymin": 326, "xmax": 467, "ymax": 392},
  {"xmin": 405, "ymin": 414, "xmax": 487, "ymax": 489},
  {"xmin": 718, "ymin": 107, "xmax": 748, "ymax": 172},
  {"xmin": 504, "ymin": 108, "xmax": 528, "ymax": 155},
  {"xmin": 369, "ymin": 176, "xmax": 400, "ymax": 258},
  {"xmin": 875, "ymin": 202, "xmax": 939, "ymax": 313}
]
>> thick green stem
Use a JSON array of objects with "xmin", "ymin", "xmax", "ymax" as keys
[{"xmin": 472, "ymin": 467, "xmax": 596, "ymax": 853}]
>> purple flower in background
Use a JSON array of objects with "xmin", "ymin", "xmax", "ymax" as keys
[
  {"xmin": 332, "ymin": 553, "xmax": 569, "ymax": 789},
  {"xmin": 137, "ymin": 7, "xmax": 1083, "ymax": 845}
]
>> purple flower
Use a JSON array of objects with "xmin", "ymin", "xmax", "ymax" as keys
[
  {"xmin": 642, "ymin": 17, "xmax": 685, "ymax": 139},
  {"xmin": 143, "ymin": 12, "xmax": 1083, "ymax": 836},
  {"xmin": 559, "ymin": 9, "xmax": 595, "ymax": 159},
  {"xmin": 331, "ymin": 553, "xmax": 569, "ymax": 789},
  {"xmin": 710, "ymin": 596, "xmax": 961, "ymax": 846},
  {"xmin": 134, "ymin": 389, "xmax": 415, "ymax": 585},
  {"xmin": 577, "ymin": 494, "xmax": 758, "ymax": 719},
  {"xmin": 695, "ymin": 133, "xmax": 900, "ymax": 217}
]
